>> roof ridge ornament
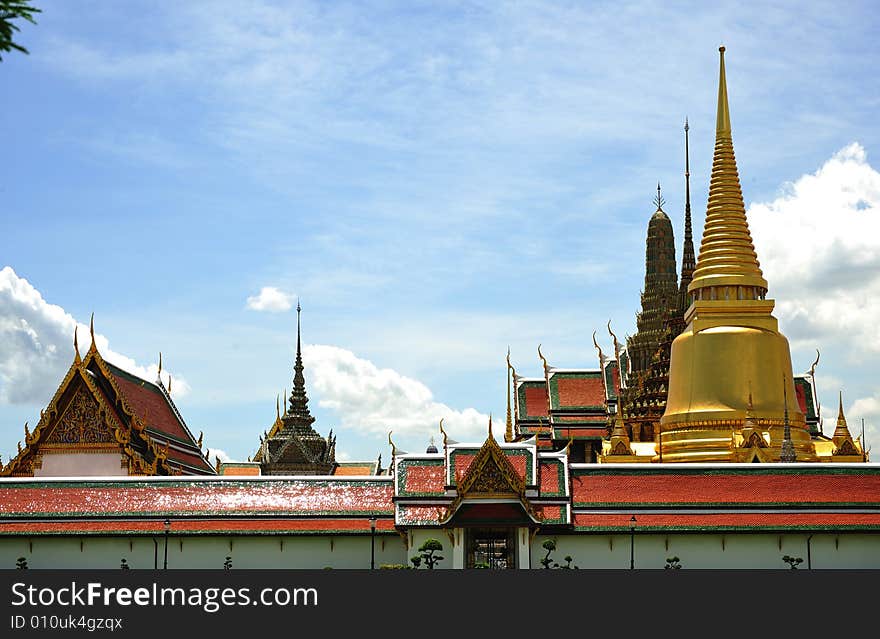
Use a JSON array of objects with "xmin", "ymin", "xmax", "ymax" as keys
[
  {"xmin": 73, "ymin": 326, "xmax": 82, "ymax": 365},
  {"xmin": 592, "ymin": 331, "xmax": 606, "ymax": 367}
]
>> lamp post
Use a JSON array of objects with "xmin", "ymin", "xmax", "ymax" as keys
[
  {"xmin": 369, "ymin": 517, "xmax": 377, "ymax": 570},
  {"xmin": 629, "ymin": 515, "xmax": 636, "ymax": 570},
  {"xmin": 163, "ymin": 519, "xmax": 170, "ymax": 570}
]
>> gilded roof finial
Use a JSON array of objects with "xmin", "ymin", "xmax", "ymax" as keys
[
  {"xmin": 592, "ymin": 331, "xmax": 606, "ymax": 367},
  {"xmin": 276, "ymin": 394, "xmax": 280, "ymax": 421},
  {"xmin": 537, "ymin": 344, "xmax": 549, "ymax": 375},
  {"xmin": 439, "ymin": 418, "xmax": 448, "ymax": 448},
  {"xmin": 73, "ymin": 326, "xmax": 81, "ymax": 364},
  {"xmin": 388, "ymin": 431, "xmax": 398, "ymax": 458},
  {"xmin": 88, "ymin": 312, "xmax": 96, "ymax": 351},
  {"xmin": 197, "ymin": 431, "xmax": 203, "ymax": 448},
  {"xmin": 809, "ymin": 349, "xmax": 820, "ymax": 378},
  {"xmin": 607, "ymin": 320, "xmax": 621, "ymax": 362},
  {"xmin": 167, "ymin": 374, "xmax": 172, "ymax": 396},
  {"xmin": 24, "ymin": 421, "xmax": 30, "ymax": 442},
  {"xmin": 838, "ymin": 390, "xmax": 845, "ymax": 422},
  {"xmin": 505, "ymin": 348, "xmax": 514, "ymax": 443},
  {"xmin": 157, "ymin": 352, "xmax": 163, "ymax": 381},
  {"xmin": 488, "ymin": 413, "xmax": 493, "ymax": 439}
]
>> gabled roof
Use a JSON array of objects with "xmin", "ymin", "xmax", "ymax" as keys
[
  {"xmin": 0, "ymin": 337, "xmax": 214, "ymax": 477},
  {"xmin": 441, "ymin": 432, "xmax": 539, "ymax": 525}
]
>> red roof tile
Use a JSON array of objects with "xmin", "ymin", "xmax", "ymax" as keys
[
  {"xmin": 524, "ymin": 386, "xmax": 549, "ymax": 417},
  {"xmin": 0, "ymin": 479, "xmax": 394, "ymax": 517},
  {"xmin": 571, "ymin": 470, "xmax": 880, "ymax": 505},
  {"xmin": 556, "ymin": 376, "xmax": 605, "ymax": 408},
  {"xmin": 540, "ymin": 462, "xmax": 560, "ymax": 494},
  {"xmin": 403, "ymin": 464, "xmax": 445, "ymax": 494},
  {"xmin": 0, "ymin": 517, "xmax": 397, "ymax": 535},
  {"xmin": 111, "ymin": 372, "xmax": 190, "ymax": 443}
]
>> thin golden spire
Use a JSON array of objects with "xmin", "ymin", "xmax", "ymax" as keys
[
  {"xmin": 505, "ymin": 348, "xmax": 513, "ymax": 443},
  {"xmin": 833, "ymin": 390, "xmax": 854, "ymax": 439},
  {"xmin": 688, "ymin": 46, "xmax": 768, "ymax": 301}
]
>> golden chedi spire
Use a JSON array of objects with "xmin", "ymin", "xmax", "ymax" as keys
[
  {"xmin": 687, "ymin": 46, "xmax": 768, "ymax": 307},
  {"xmin": 660, "ymin": 47, "xmax": 817, "ymax": 462}
]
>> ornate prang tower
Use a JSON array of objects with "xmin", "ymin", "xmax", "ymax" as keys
[
  {"xmin": 660, "ymin": 48, "xmax": 817, "ymax": 462},
  {"xmin": 621, "ymin": 185, "xmax": 679, "ymax": 441},
  {"xmin": 255, "ymin": 302, "xmax": 337, "ymax": 475},
  {"xmin": 625, "ymin": 184, "xmax": 680, "ymax": 376}
]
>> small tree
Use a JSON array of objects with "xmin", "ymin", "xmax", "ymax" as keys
[
  {"xmin": 223, "ymin": 556, "xmax": 232, "ymax": 570},
  {"xmin": 16, "ymin": 556, "xmax": 28, "ymax": 569},
  {"xmin": 782, "ymin": 555, "xmax": 803, "ymax": 570},
  {"xmin": 417, "ymin": 539, "xmax": 444, "ymax": 569},
  {"xmin": 120, "ymin": 558, "xmax": 130, "ymax": 570},
  {"xmin": 540, "ymin": 539, "xmax": 557, "ymax": 569},
  {"xmin": 665, "ymin": 556, "xmax": 682, "ymax": 569},
  {"xmin": 540, "ymin": 539, "xmax": 578, "ymax": 569},
  {"xmin": 409, "ymin": 555, "xmax": 422, "ymax": 569}
]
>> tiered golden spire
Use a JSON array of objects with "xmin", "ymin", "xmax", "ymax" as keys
[
  {"xmin": 687, "ymin": 46, "xmax": 768, "ymax": 312},
  {"xmin": 660, "ymin": 47, "xmax": 816, "ymax": 462}
]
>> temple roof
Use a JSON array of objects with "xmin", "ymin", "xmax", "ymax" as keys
[{"xmin": 1, "ymin": 333, "xmax": 214, "ymax": 477}]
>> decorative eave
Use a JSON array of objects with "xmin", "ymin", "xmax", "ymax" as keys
[{"xmin": 440, "ymin": 431, "xmax": 540, "ymax": 525}]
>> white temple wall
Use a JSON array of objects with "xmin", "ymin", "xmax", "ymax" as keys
[
  {"xmin": 0, "ymin": 535, "xmax": 406, "ymax": 570},
  {"xmin": 1, "ymin": 532, "xmax": 877, "ymax": 569},
  {"xmin": 532, "ymin": 533, "xmax": 880, "ymax": 569}
]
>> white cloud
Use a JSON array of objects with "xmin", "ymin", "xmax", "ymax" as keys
[
  {"xmin": 303, "ymin": 344, "xmax": 488, "ymax": 444},
  {"xmin": 246, "ymin": 286, "xmax": 294, "ymax": 312},
  {"xmin": 206, "ymin": 447, "xmax": 234, "ymax": 464},
  {"xmin": 749, "ymin": 143, "xmax": 880, "ymax": 355},
  {"xmin": 0, "ymin": 266, "xmax": 190, "ymax": 404}
]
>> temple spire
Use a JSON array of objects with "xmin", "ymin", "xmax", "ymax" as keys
[
  {"xmin": 286, "ymin": 300, "xmax": 315, "ymax": 429},
  {"xmin": 780, "ymin": 376, "xmax": 796, "ymax": 462},
  {"xmin": 679, "ymin": 118, "xmax": 696, "ymax": 311},
  {"xmin": 687, "ymin": 46, "xmax": 767, "ymax": 307},
  {"xmin": 505, "ymin": 348, "xmax": 514, "ymax": 443}
]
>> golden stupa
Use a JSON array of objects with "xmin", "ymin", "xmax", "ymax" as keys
[{"xmin": 659, "ymin": 47, "xmax": 818, "ymax": 462}]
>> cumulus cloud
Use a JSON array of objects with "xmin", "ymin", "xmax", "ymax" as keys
[
  {"xmin": 303, "ymin": 344, "xmax": 488, "ymax": 443},
  {"xmin": 0, "ymin": 266, "xmax": 190, "ymax": 404},
  {"xmin": 246, "ymin": 286, "xmax": 294, "ymax": 312},
  {"xmin": 749, "ymin": 143, "xmax": 880, "ymax": 354},
  {"xmin": 748, "ymin": 144, "xmax": 880, "ymax": 455}
]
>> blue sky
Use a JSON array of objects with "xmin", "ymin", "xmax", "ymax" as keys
[{"xmin": 2, "ymin": 1, "xmax": 879, "ymax": 464}]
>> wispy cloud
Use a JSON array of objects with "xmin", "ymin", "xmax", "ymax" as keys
[{"xmin": 246, "ymin": 286, "xmax": 294, "ymax": 312}]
